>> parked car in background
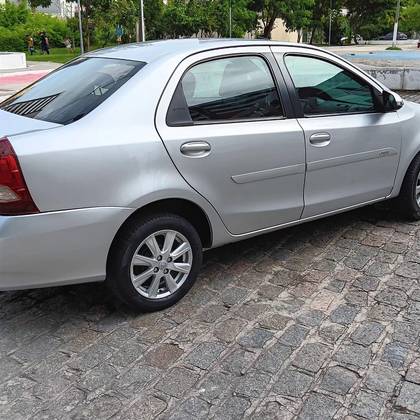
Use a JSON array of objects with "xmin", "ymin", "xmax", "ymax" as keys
[
  {"xmin": 340, "ymin": 34, "xmax": 363, "ymax": 45},
  {"xmin": 379, "ymin": 32, "xmax": 408, "ymax": 40},
  {"xmin": 0, "ymin": 39, "xmax": 419, "ymax": 312}
]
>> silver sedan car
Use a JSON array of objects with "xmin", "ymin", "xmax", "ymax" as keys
[{"xmin": 0, "ymin": 39, "xmax": 419, "ymax": 311}]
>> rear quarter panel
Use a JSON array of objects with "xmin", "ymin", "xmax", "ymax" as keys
[{"xmin": 8, "ymin": 56, "xmax": 231, "ymax": 247}]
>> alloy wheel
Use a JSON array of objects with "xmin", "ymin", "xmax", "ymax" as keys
[{"xmin": 130, "ymin": 229, "xmax": 193, "ymax": 299}]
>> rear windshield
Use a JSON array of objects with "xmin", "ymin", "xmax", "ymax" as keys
[{"xmin": 0, "ymin": 57, "xmax": 145, "ymax": 125}]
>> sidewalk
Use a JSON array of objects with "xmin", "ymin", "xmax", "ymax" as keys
[
  {"xmin": 325, "ymin": 43, "xmax": 419, "ymax": 54},
  {"xmin": 0, "ymin": 61, "xmax": 60, "ymax": 102}
]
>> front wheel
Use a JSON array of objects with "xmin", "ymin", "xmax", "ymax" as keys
[
  {"xmin": 107, "ymin": 214, "xmax": 203, "ymax": 312},
  {"xmin": 396, "ymin": 154, "xmax": 420, "ymax": 220}
]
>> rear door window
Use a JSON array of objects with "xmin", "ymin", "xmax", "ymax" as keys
[
  {"xmin": 0, "ymin": 57, "xmax": 145, "ymax": 125},
  {"xmin": 167, "ymin": 55, "xmax": 283, "ymax": 125}
]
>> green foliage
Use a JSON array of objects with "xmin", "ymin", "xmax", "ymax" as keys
[
  {"xmin": 149, "ymin": 0, "xmax": 256, "ymax": 39},
  {"xmin": 344, "ymin": 0, "xmax": 396, "ymax": 38},
  {"xmin": 0, "ymin": 0, "xmax": 413, "ymax": 53},
  {"xmin": 0, "ymin": 2, "xmax": 69, "ymax": 52},
  {"xmin": 0, "ymin": 1, "xmax": 29, "ymax": 27},
  {"xmin": 325, "ymin": 12, "xmax": 349, "ymax": 44},
  {"xmin": 307, "ymin": 0, "xmax": 356, "ymax": 44},
  {"xmin": 93, "ymin": 0, "xmax": 138, "ymax": 46},
  {"xmin": 401, "ymin": 3, "xmax": 420, "ymax": 32},
  {"xmin": 25, "ymin": 12, "xmax": 71, "ymax": 46},
  {"xmin": 250, "ymin": 0, "xmax": 314, "ymax": 38},
  {"xmin": 145, "ymin": 0, "xmax": 165, "ymax": 39},
  {"xmin": 0, "ymin": 27, "xmax": 26, "ymax": 51}
]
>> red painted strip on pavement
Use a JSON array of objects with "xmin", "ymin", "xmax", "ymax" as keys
[{"xmin": 0, "ymin": 71, "xmax": 49, "ymax": 86}]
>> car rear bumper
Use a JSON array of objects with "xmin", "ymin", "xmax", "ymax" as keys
[{"xmin": 0, "ymin": 207, "xmax": 134, "ymax": 290}]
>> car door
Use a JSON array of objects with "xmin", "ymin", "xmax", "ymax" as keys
[
  {"xmin": 155, "ymin": 47, "xmax": 306, "ymax": 235},
  {"xmin": 272, "ymin": 47, "xmax": 402, "ymax": 218}
]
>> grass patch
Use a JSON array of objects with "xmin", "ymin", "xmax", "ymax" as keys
[
  {"xmin": 386, "ymin": 46, "xmax": 402, "ymax": 51},
  {"xmin": 26, "ymin": 47, "xmax": 81, "ymax": 63}
]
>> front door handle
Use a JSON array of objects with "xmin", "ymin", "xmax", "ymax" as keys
[
  {"xmin": 309, "ymin": 132, "xmax": 331, "ymax": 147},
  {"xmin": 180, "ymin": 141, "xmax": 211, "ymax": 157}
]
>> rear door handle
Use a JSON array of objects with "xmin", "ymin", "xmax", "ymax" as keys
[
  {"xmin": 180, "ymin": 141, "xmax": 211, "ymax": 157},
  {"xmin": 309, "ymin": 132, "xmax": 331, "ymax": 147}
]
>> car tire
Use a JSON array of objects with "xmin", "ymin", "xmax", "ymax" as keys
[
  {"xmin": 396, "ymin": 154, "xmax": 420, "ymax": 220},
  {"xmin": 107, "ymin": 213, "xmax": 203, "ymax": 312}
]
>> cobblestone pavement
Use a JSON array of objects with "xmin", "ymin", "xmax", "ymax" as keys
[{"xmin": 0, "ymin": 92, "xmax": 420, "ymax": 420}]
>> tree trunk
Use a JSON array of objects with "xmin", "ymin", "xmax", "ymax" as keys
[
  {"xmin": 310, "ymin": 25, "xmax": 316, "ymax": 44},
  {"xmin": 263, "ymin": 15, "xmax": 276, "ymax": 39},
  {"xmin": 85, "ymin": 20, "xmax": 90, "ymax": 51}
]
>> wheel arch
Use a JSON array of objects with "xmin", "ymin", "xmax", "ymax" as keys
[
  {"xmin": 107, "ymin": 198, "xmax": 213, "ymax": 270},
  {"xmin": 393, "ymin": 148, "xmax": 420, "ymax": 197}
]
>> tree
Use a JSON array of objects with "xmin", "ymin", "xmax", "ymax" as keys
[
  {"xmin": 252, "ymin": 0, "xmax": 314, "ymax": 39},
  {"xmin": 161, "ymin": 0, "xmax": 190, "ymax": 38},
  {"xmin": 0, "ymin": 1, "xmax": 29, "ymax": 28},
  {"xmin": 209, "ymin": 0, "xmax": 257, "ymax": 37},
  {"xmin": 144, "ymin": 0, "xmax": 165, "ymax": 39},
  {"xmin": 67, "ymin": 0, "xmax": 112, "ymax": 50},
  {"xmin": 94, "ymin": 0, "xmax": 138, "ymax": 46},
  {"xmin": 401, "ymin": 1, "xmax": 420, "ymax": 33},
  {"xmin": 28, "ymin": 0, "xmax": 52, "ymax": 12},
  {"xmin": 160, "ymin": 0, "xmax": 256, "ymax": 39},
  {"xmin": 344, "ymin": 0, "xmax": 396, "ymax": 40},
  {"xmin": 250, "ymin": 0, "xmax": 314, "ymax": 39},
  {"xmin": 306, "ymin": 0, "xmax": 347, "ymax": 44}
]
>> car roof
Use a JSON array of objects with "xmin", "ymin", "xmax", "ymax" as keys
[{"xmin": 87, "ymin": 38, "xmax": 323, "ymax": 64}]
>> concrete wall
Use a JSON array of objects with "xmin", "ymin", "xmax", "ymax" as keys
[
  {"xmin": 362, "ymin": 66, "xmax": 420, "ymax": 91},
  {"xmin": 270, "ymin": 19, "xmax": 299, "ymax": 42},
  {"xmin": 0, "ymin": 53, "xmax": 26, "ymax": 70}
]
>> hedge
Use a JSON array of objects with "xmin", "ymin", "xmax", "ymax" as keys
[
  {"xmin": 0, "ymin": 3, "xmax": 70, "ymax": 52},
  {"xmin": 0, "ymin": 27, "xmax": 27, "ymax": 51}
]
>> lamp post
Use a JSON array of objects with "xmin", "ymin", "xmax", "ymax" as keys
[
  {"xmin": 392, "ymin": 0, "xmax": 401, "ymax": 48},
  {"xmin": 77, "ymin": 0, "xmax": 84, "ymax": 54}
]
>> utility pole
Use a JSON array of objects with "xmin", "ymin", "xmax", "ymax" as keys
[
  {"xmin": 139, "ymin": 0, "xmax": 145, "ymax": 42},
  {"xmin": 229, "ymin": 0, "xmax": 232, "ymax": 38},
  {"xmin": 328, "ymin": 0, "xmax": 332, "ymax": 45},
  {"xmin": 392, "ymin": 0, "xmax": 401, "ymax": 48},
  {"xmin": 77, "ymin": 0, "xmax": 84, "ymax": 54}
]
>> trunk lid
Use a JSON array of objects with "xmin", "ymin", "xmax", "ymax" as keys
[{"xmin": 0, "ymin": 109, "xmax": 60, "ymax": 137}]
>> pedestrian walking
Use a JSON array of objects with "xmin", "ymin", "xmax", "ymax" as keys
[
  {"xmin": 27, "ymin": 35, "xmax": 34, "ymax": 55},
  {"xmin": 64, "ymin": 38, "xmax": 73, "ymax": 52},
  {"xmin": 40, "ymin": 32, "xmax": 50, "ymax": 55}
]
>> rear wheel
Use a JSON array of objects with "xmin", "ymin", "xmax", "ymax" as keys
[
  {"xmin": 396, "ymin": 154, "xmax": 420, "ymax": 220},
  {"xmin": 107, "ymin": 214, "xmax": 202, "ymax": 312}
]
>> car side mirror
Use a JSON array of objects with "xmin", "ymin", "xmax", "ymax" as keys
[{"xmin": 380, "ymin": 90, "xmax": 404, "ymax": 112}]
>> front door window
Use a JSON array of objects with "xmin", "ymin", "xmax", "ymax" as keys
[{"xmin": 284, "ymin": 55, "xmax": 376, "ymax": 116}]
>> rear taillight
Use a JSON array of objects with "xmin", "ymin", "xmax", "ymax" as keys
[{"xmin": 0, "ymin": 137, "xmax": 39, "ymax": 216}]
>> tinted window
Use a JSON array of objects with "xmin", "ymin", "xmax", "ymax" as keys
[
  {"xmin": 167, "ymin": 56, "xmax": 282, "ymax": 125},
  {"xmin": 0, "ymin": 57, "xmax": 145, "ymax": 125},
  {"xmin": 284, "ymin": 55, "xmax": 375, "ymax": 116}
]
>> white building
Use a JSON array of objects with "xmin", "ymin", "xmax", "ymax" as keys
[
  {"xmin": 2, "ymin": 0, "xmax": 76, "ymax": 18},
  {"xmin": 37, "ymin": 0, "xmax": 76, "ymax": 18},
  {"xmin": 270, "ymin": 19, "xmax": 300, "ymax": 42}
]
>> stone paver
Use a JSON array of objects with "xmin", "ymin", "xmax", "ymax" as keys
[{"xmin": 0, "ymin": 92, "xmax": 419, "ymax": 418}]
